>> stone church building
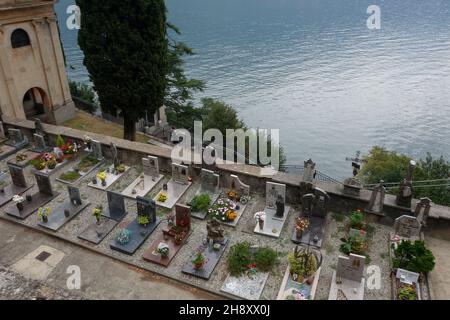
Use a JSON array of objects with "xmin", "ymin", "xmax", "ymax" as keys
[{"xmin": 0, "ymin": 0, "xmax": 74, "ymax": 124}]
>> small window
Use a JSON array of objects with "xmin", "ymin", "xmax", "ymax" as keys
[{"xmin": 11, "ymin": 29, "xmax": 31, "ymax": 48}]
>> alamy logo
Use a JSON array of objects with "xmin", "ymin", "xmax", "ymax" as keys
[
  {"xmin": 66, "ymin": 265, "xmax": 81, "ymax": 290},
  {"xmin": 66, "ymin": 5, "xmax": 81, "ymax": 30},
  {"xmin": 367, "ymin": 5, "xmax": 381, "ymax": 30}
]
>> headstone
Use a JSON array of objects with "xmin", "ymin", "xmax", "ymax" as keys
[
  {"xmin": 106, "ymin": 191, "xmax": 126, "ymax": 221},
  {"xmin": 8, "ymin": 164, "xmax": 27, "ymax": 188},
  {"xmin": 301, "ymin": 194, "xmax": 315, "ymax": 216},
  {"xmin": 172, "ymin": 163, "xmax": 189, "ymax": 184},
  {"xmin": 175, "ymin": 203, "xmax": 191, "ymax": 231},
  {"xmin": 396, "ymin": 160, "xmax": 416, "ymax": 208},
  {"xmin": 394, "ymin": 215, "xmax": 421, "ymax": 238},
  {"xmin": 34, "ymin": 118, "xmax": 45, "ymax": 136},
  {"xmin": 68, "ymin": 186, "xmax": 82, "ymax": 205},
  {"xmin": 143, "ymin": 156, "xmax": 159, "ymax": 178},
  {"xmin": 110, "ymin": 142, "xmax": 119, "ymax": 167},
  {"xmin": 302, "ymin": 159, "xmax": 316, "ymax": 185},
  {"xmin": 0, "ymin": 121, "xmax": 5, "ymax": 139},
  {"xmin": 312, "ymin": 188, "xmax": 330, "ymax": 218},
  {"xmin": 229, "ymin": 174, "xmax": 250, "ymax": 195},
  {"xmin": 414, "ymin": 197, "xmax": 432, "ymax": 227},
  {"xmin": 8, "ymin": 128, "xmax": 27, "ymax": 146},
  {"xmin": 137, "ymin": 196, "xmax": 156, "ymax": 223},
  {"xmin": 34, "ymin": 172, "xmax": 53, "ymax": 196},
  {"xmin": 266, "ymin": 182, "xmax": 286, "ymax": 209},
  {"xmin": 366, "ymin": 181, "xmax": 386, "ymax": 215},
  {"xmin": 343, "ymin": 177, "xmax": 363, "ymax": 196},
  {"xmin": 336, "ymin": 253, "xmax": 365, "ymax": 283},
  {"xmin": 33, "ymin": 134, "xmax": 47, "ymax": 153},
  {"xmin": 200, "ymin": 169, "xmax": 219, "ymax": 191},
  {"xmin": 91, "ymin": 140, "xmax": 103, "ymax": 161}
]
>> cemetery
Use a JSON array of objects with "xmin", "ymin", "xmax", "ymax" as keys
[{"xmin": 0, "ymin": 122, "xmax": 445, "ymax": 300}]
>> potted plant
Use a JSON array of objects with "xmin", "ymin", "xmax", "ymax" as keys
[
  {"xmin": 115, "ymin": 228, "xmax": 131, "ymax": 245},
  {"xmin": 13, "ymin": 195, "xmax": 25, "ymax": 211},
  {"xmin": 93, "ymin": 205, "xmax": 103, "ymax": 224},
  {"xmin": 175, "ymin": 232, "xmax": 186, "ymax": 245},
  {"xmin": 192, "ymin": 251, "xmax": 206, "ymax": 270},
  {"xmin": 97, "ymin": 171, "xmax": 107, "ymax": 186},
  {"xmin": 26, "ymin": 194, "xmax": 32, "ymax": 202},
  {"xmin": 47, "ymin": 158, "xmax": 57, "ymax": 170},
  {"xmin": 137, "ymin": 215, "xmax": 150, "ymax": 228},
  {"xmin": 37, "ymin": 207, "xmax": 51, "ymax": 223},
  {"xmin": 157, "ymin": 192, "xmax": 168, "ymax": 203},
  {"xmin": 115, "ymin": 164, "xmax": 126, "ymax": 174},
  {"xmin": 226, "ymin": 210, "xmax": 237, "ymax": 222},
  {"xmin": 295, "ymin": 217, "xmax": 310, "ymax": 239},
  {"xmin": 254, "ymin": 212, "xmax": 266, "ymax": 230},
  {"xmin": 227, "ymin": 190, "xmax": 237, "ymax": 201},
  {"xmin": 15, "ymin": 153, "xmax": 27, "ymax": 162},
  {"xmin": 398, "ymin": 283, "xmax": 418, "ymax": 300},
  {"xmin": 157, "ymin": 244, "xmax": 170, "ymax": 258},
  {"xmin": 64, "ymin": 209, "xmax": 70, "ymax": 217}
]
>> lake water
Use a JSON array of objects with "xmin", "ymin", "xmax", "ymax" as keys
[{"xmin": 55, "ymin": 0, "xmax": 450, "ymax": 179}]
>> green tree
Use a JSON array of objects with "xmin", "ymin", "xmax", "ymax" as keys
[
  {"xmin": 69, "ymin": 80, "xmax": 99, "ymax": 113},
  {"xmin": 360, "ymin": 146, "xmax": 450, "ymax": 206},
  {"xmin": 76, "ymin": 0, "xmax": 168, "ymax": 141}
]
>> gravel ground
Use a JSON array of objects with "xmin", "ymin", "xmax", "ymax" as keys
[
  {"xmin": 0, "ymin": 151, "xmax": 406, "ymax": 300},
  {"xmin": 0, "ymin": 265, "xmax": 85, "ymax": 300}
]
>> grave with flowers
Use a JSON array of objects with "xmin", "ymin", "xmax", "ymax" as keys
[
  {"xmin": 0, "ymin": 128, "xmax": 28, "ymax": 160},
  {"xmin": 277, "ymin": 245, "xmax": 322, "ymax": 300},
  {"xmin": 0, "ymin": 164, "xmax": 33, "ymax": 207},
  {"xmin": 220, "ymin": 242, "xmax": 278, "ymax": 300},
  {"xmin": 153, "ymin": 163, "xmax": 192, "ymax": 209},
  {"xmin": 143, "ymin": 204, "xmax": 191, "ymax": 267},
  {"xmin": 187, "ymin": 169, "xmax": 221, "ymax": 219}
]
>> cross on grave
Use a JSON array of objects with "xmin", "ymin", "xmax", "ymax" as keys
[
  {"xmin": 396, "ymin": 160, "xmax": 416, "ymax": 208},
  {"xmin": 345, "ymin": 151, "xmax": 367, "ymax": 177}
]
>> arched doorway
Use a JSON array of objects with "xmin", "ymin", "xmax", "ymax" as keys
[{"xmin": 23, "ymin": 88, "xmax": 51, "ymax": 122}]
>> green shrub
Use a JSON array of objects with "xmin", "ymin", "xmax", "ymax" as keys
[
  {"xmin": 227, "ymin": 242, "xmax": 252, "ymax": 276},
  {"xmin": 288, "ymin": 251, "xmax": 318, "ymax": 278},
  {"xmin": 189, "ymin": 194, "xmax": 211, "ymax": 213},
  {"xmin": 254, "ymin": 247, "xmax": 278, "ymax": 272},
  {"xmin": 393, "ymin": 240, "xmax": 435, "ymax": 274},
  {"xmin": 349, "ymin": 210, "xmax": 366, "ymax": 230},
  {"xmin": 56, "ymin": 135, "xmax": 65, "ymax": 148}
]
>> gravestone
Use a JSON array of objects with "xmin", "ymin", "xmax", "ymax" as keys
[
  {"xmin": 8, "ymin": 128, "xmax": 27, "ymax": 147},
  {"xmin": 343, "ymin": 177, "xmax": 363, "ymax": 196},
  {"xmin": 312, "ymin": 188, "xmax": 330, "ymax": 218},
  {"xmin": 301, "ymin": 194, "xmax": 315, "ymax": 216},
  {"xmin": 0, "ymin": 121, "xmax": 5, "ymax": 139},
  {"xmin": 33, "ymin": 134, "xmax": 47, "ymax": 153},
  {"xmin": 110, "ymin": 142, "xmax": 119, "ymax": 167},
  {"xmin": 34, "ymin": 118, "xmax": 45, "ymax": 136},
  {"xmin": 302, "ymin": 159, "xmax": 316, "ymax": 185},
  {"xmin": 200, "ymin": 168, "xmax": 220, "ymax": 191},
  {"xmin": 175, "ymin": 203, "xmax": 191, "ymax": 231},
  {"xmin": 104, "ymin": 191, "xmax": 127, "ymax": 221},
  {"xmin": 336, "ymin": 253, "xmax": 365, "ymax": 283},
  {"xmin": 91, "ymin": 140, "xmax": 103, "ymax": 161},
  {"xmin": 394, "ymin": 215, "xmax": 421, "ymax": 238},
  {"xmin": 137, "ymin": 196, "xmax": 156, "ymax": 223},
  {"xmin": 396, "ymin": 160, "xmax": 416, "ymax": 208},
  {"xmin": 266, "ymin": 182, "xmax": 286, "ymax": 209},
  {"xmin": 172, "ymin": 163, "xmax": 189, "ymax": 184},
  {"xmin": 68, "ymin": 186, "xmax": 82, "ymax": 205},
  {"xmin": 414, "ymin": 197, "xmax": 432, "ymax": 227},
  {"xmin": 143, "ymin": 156, "xmax": 159, "ymax": 178},
  {"xmin": 9, "ymin": 164, "xmax": 27, "ymax": 188},
  {"xmin": 34, "ymin": 172, "xmax": 54, "ymax": 196},
  {"xmin": 366, "ymin": 181, "xmax": 386, "ymax": 215},
  {"xmin": 229, "ymin": 174, "xmax": 250, "ymax": 195}
]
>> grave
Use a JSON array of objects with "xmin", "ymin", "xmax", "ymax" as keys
[
  {"xmin": 254, "ymin": 182, "xmax": 290, "ymax": 238},
  {"xmin": 188, "ymin": 169, "xmax": 221, "ymax": 219},
  {"xmin": 88, "ymin": 163, "xmax": 130, "ymax": 190},
  {"xmin": 153, "ymin": 163, "xmax": 192, "ymax": 209},
  {"xmin": 292, "ymin": 188, "xmax": 330, "ymax": 248},
  {"xmin": 393, "ymin": 268, "xmax": 421, "ymax": 300},
  {"xmin": 365, "ymin": 181, "xmax": 386, "ymax": 215},
  {"xmin": 0, "ymin": 129, "xmax": 28, "ymax": 160},
  {"xmin": 0, "ymin": 164, "xmax": 33, "ymax": 207},
  {"xmin": 30, "ymin": 133, "xmax": 51, "ymax": 153},
  {"xmin": 182, "ymin": 219, "xmax": 229, "ymax": 280},
  {"xmin": 122, "ymin": 156, "xmax": 163, "ymax": 199},
  {"xmin": 110, "ymin": 197, "xmax": 161, "ymax": 255},
  {"xmin": 221, "ymin": 273, "xmax": 269, "ymax": 300},
  {"xmin": 393, "ymin": 215, "xmax": 421, "ymax": 239},
  {"xmin": 56, "ymin": 152, "xmax": 104, "ymax": 185},
  {"xmin": 102, "ymin": 191, "xmax": 128, "ymax": 221},
  {"xmin": 414, "ymin": 197, "xmax": 432, "ymax": 227},
  {"xmin": 78, "ymin": 216, "xmax": 118, "ymax": 245},
  {"xmin": 38, "ymin": 186, "xmax": 90, "ymax": 231},
  {"xmin": 5, "ymin": 172, "xmax": 59, "ymax": 220},
  {"xmin": 6, "ymin": 149, "xmax": 41, "ymax": 168},
  {"xmin": 343, "ymin": 177, "xmax": 363, "ymax": 197},
  {"xmin": 142, "ymin": 204, "xmax": 191, "ymax": 267},
  {"xmin": 32, "ymin": 147, "xmax": 72, "ymax": 175},
  {"xmin": 329, "ymin": 254, "xmax": 366, "ymax": 300}
]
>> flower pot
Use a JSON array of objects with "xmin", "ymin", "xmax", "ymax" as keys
[
  {"xmin": 26, "ymin": 194, "xmax": 32, "ymax": 202},
  {"xmin": 296, "ymin": 229, "xmax": 303, "ymax": 239},
  {"xmin": 101, "ymin": 180, "xmax": 107, "ymax": 187},
  {"xmin": 194, "ymin": 262, "xmax": 205, "ymax": 270},
  {"xmin": 16, "ymin": 202, "xmax": 24, "ymax": 211},
  {"xmin": 64, "ymin": 209, "xmax": 70, "ymax": 217},
  {"xmin": 42, "ymin": 216, "xmax": 48, "ymax": 223},
  {"xmin": 258, "ymin": 219, "xmax": 264, "ymax": 230},
  {"xmin": 92, "ymin": 177, "xmax": 97, "ymax": 185}
]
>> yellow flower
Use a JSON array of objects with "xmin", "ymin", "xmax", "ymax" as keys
[
  {"xmin": 158, "ymin": 193, "xmax": 168, "ymax": 202},
  {"xmin": 97, "ymin": 171, "xmax": 107, "ymax": 181}
]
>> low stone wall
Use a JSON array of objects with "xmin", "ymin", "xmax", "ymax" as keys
[{"xmin": 3, "ymin": 117, "xmax": 450, "ymax": 240}]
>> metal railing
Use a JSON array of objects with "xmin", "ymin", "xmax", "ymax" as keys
[{"xmin": 280, "ymin": 164, "xmax": 343, "ymax": 185}]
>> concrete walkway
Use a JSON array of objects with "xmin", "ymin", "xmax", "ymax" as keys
[
  {"xmin": 0, "ymin": 220, "xmax": 221, "ymax": 300},
  {"xmin": 426, "ymin": 236, "xmax": 450, "ymax": 300}
]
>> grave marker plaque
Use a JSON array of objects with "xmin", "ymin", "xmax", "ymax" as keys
[
  {"xmin": 34, "ymin": 172, "xmax": 53, "ymax": 196},
  {"xmin": 394, "ymin": 215, "xmax": 421, "ymax": 238},
  {"xmin": 172, "ymin": 163, "xmax": 189, "ymax": 184},
  {"xmin": 336, "ymin": 253, "xmax": 365, "ymax": 283},
  {"xmin": 143, "ymin": 156, "xmax": 159, "ymax": 178},
  {"xmin": 312, "ymin": 188, "xmax": 330, "ymax": 218},
  {"xmin": 8, "ymin": 128, "xmax": 25, "ymax": 146},
  {"xmin": 175, "ymin": 204, "xmax": 191, "ymax": 231},
  {"xmin": 33, "ymin": 133, "xmax": 47, "ymax": 153}
]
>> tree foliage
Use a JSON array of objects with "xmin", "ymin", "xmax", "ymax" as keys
[
  {"xmin": 360, "ymin": 146, "xmax": 450, "ymax": 206},
  {"xmin": 69, "ymin": 80, "xmax": 98, "ymax": 113},
  {"xmin": 76, "ymin": 0, "xmax": 168, "ymax": 141}
]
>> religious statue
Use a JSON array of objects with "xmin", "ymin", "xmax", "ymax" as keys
[
  {"xmin": 206, "ymin": 218, "xmax": 225, "ymax": 244},
  {"xmin": 275, "ymin": 194, "xmax": 285, "ymax": 218}
]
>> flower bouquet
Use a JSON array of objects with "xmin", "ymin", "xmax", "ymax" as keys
[
  {"xmin": 97, "ymin": 171, "xmax": 107, "ymax": 186},
  {"xmin": 157, "ymin": 243, "xmax": 170, "ymax": 258},
  {"xmin": 192, "ymin": 251, "xmax": 206, "ymax": 270},
  {"xmin": 93, "ymin": 205, "xmax": 103, "ymax": 224},
  {"xmin": 295, "ymin": 217, "xmax": 310, "ymax": 239},
  {"xmin": 157, "ymin": 192, "xmax": 168, "ymax": 203},
  {"xmin": 13, "ymin": 195, "xmax": 25, "ymax": 211},
  {"xmin": 208, "ymin": 198, "xmax": 235, "ymax": 222},
  {"xmin": 37, "ymin": 207, "xmax": 51, "ymax": 223}
]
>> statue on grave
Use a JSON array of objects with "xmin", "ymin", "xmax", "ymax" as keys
[
  {"xmin": 396, "ymin": 160, "xmax": 416, "ymax": 208},
  {"xmin": 110, "ymin": 142, "xmax": 119, "ymax": 168},
  {"xmin": 206, "ymin": 218, "xmax": 225, "ymax": 244},
  {"xmin": 275, "ymin": 194, "xmax": 285, "ymax": 218}
]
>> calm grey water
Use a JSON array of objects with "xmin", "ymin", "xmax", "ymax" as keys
[{"xmin": 56, "ymin": 0, "xmax": 450, "ymax": 179}]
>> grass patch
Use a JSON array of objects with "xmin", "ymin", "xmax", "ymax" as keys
[
  {"xmin": 59, "ymin": 171, "xmax": 81, "ymax": 182},
  {"xmin": 332, "ymin": 213, "xmax": 345, "ymax": 222}
]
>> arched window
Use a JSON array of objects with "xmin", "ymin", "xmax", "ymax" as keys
[{"xmin": 11, "ymin": 29, "xmax": 31, "ymax": 49}]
